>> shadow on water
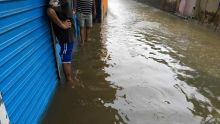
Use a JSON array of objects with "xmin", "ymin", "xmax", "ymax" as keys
[{"xmin": 42, "ymin": 23, "xmax": 126, "ymax": 124}]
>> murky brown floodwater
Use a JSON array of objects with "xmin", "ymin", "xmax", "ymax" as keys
[{"xmin": 42, "ymin": 0, "xmax": 220, "ymax": 124}]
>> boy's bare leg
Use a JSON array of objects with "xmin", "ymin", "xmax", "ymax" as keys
[{"xmin": 63, "ymin": 63, "xmax": 74, "ymax": 87}]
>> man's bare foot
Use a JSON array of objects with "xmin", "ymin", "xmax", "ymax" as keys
[{"xmin": 87, "ymin": 38, "xmax": 92, "ymax": 42}]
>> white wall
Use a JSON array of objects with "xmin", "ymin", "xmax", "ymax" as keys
[{"xmin": 200, "ymin": 0, "xmax": 220, "ymax": 13}]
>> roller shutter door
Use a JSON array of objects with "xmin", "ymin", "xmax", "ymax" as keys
[{"xmin": 0, "ymin": 0, "xmax": 58, "ymax": 123}]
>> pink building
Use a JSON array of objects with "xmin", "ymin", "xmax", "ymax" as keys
[{"xmin": 179, "ymin": 0, "xmax": 197, "ymax": 17}]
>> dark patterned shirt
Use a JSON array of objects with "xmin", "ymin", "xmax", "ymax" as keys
[{"xmin": 49, "ymin": 0, "xmax": 76, "ymax": 43}]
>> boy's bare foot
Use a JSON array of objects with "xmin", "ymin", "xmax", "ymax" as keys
[{"xmin": 66, "ymin": 79, "xmax": 75, "ymax": 88}]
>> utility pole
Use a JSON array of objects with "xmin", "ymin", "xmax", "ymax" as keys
[
  {"xmin": 195, "ymin": 0, "xmax": 201, "ymax": 19},
  {"xmin": 214, "ymin": 1, "xmax": 220, "ymax": 30}
]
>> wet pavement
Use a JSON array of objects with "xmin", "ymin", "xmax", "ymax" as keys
[{"xmin": 42, "ymin": 0, "xmax": 220, "ymax": 124}]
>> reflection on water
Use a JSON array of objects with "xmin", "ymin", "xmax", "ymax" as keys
[
  {"xmin": 42, "ymin": 24, "xmax": 125, "ymax": 124},
  {"xmin": 42, "ymin": 0, "xmax": 220, "ymax": 124}
]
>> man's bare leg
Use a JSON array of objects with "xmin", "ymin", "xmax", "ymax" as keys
[
  {"xmin": 80, "ymin": 27, "xmax": 85, "ymax": 44},
  {"xmin": 85, "ymin": 27, "xmax": 90, "ymax": 42}
]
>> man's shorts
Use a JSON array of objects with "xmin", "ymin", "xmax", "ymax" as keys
[
  {"xmin": 77, "ymin": 13, "xmax": 93, "ymax": 28},
  {"xmin": 59, "ymin": 42, "xmax": 74, "ymax": 63}
]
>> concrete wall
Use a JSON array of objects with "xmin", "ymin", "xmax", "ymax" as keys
[
  {"xmin": 135, "ymin": 0, "xmax": 220, "ymax": 27},
  {"xmin": 136, "ymin": 0, "xmax": 166, "ymax": 9},
  {"xmin": 197, "ymin": 0, "xmax": 220, "ymax": 23},
  {"xmin": 137, "ymin": 0, "xmax": 177, "ymax": 11}
]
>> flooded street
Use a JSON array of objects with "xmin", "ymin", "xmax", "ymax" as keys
[{"xmin": 42, "ymin": 0, "xmax": 220, "ymax": 124}]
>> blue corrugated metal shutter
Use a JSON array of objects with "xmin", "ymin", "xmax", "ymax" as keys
[{"xmin": 0, "ymin": 0, "xmax": 58, "ymax": 123}]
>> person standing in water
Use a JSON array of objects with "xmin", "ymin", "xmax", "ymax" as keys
[
  {"xmin": 76, "ymin": 0, "xmax": 96, "ymax": 44},
  {"xmin": 47, "ymin": 0, "xmax": 77, "ymax": 87}
]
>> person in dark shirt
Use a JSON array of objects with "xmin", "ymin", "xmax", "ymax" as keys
[
  {"xmin": 47, "ymin": 0, "xmax": 76, "ymax": 87},
  {"xmin": 76, "ymin": 0, "xmax": 96, "ymax": 44}
]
